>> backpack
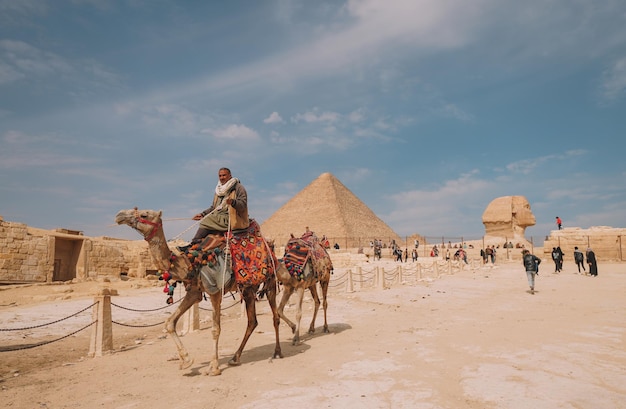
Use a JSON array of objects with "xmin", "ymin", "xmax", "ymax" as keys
[{"xmin": 574, "ymin": 251, "xmax": 583, "ymax": 262}]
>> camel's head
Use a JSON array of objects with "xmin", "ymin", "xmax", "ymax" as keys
[{"xmin": 115, "ymin": 207, "xmax": 163, "ymax": 241}]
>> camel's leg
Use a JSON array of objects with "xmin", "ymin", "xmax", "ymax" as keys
[
  {"xmin": 277, "ymin": 285, "xmax": 297, "ymax": 333},
  {"xmin": 228, "ymin": 286, "xmax": 258, "ymax": 366},
  {"xmin": 307, "ymin": 284, "xmax": 321, "ymax": 335},
  {"xmin": 165, "ymin": 286, "xmax": 202, "ymax": 370},
  {"xmin": 206, "ymin": 292, "xmax": 223, "ymax": 376},
  {"xmin": 319, "ymin": 277, "xmax": 330, "ymax": 333},
  {"xmin": 264, "ymin": 276, "xmax": 283, "ymax": 359},
  {"xmin": 289, "ymin": 286, "xmax": 307, "ymax": 345}
]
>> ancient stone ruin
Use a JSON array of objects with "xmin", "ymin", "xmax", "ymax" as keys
[
  {"xmin": 0, "ymin": 215, "xmax": 157, "ymax": 284},
  {"xmin": 482, "ymin": 196, "xmax": 536, "ymax": 240}
]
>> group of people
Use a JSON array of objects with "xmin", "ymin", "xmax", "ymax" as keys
[
  {"xmin": 523, "ymin": 246, "xmax": 598, "ymax": 295},
  {"xmin": 390, "ymin": 246, "xmax": 420, "ymax": 262},
  {"xmin": 480, "ymin": 245, "xmax": 497, "ymax": 264}
]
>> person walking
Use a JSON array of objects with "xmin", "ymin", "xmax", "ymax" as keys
[
  {"xmin": 556, "ymin": 216, "xmax": 562, "ymax": 230},
  {"xmin": 586, "ymin": 248, "xmax": 598, "ymax": 276},
  {"xmin": 522, "ymin": 249, "xmax": 541, "ymax": 294},
  {"xmin": 551, "ymin": 247, "xmax": 561, "ymax": 273},
  {"xmin": 573, "ymin": 246, "xmax": 586, "ymax": 274},
  {"xmin": 556, "ymin": 246, "xmax": 564, "ymax": 272}
]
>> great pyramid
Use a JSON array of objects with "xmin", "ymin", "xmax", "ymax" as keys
[{"xmin": 260, "ymin": 172, "xmax": 401, "ymax": 247}]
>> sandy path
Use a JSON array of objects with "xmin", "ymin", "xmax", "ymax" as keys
[{"xmin": 1, "ymin": 260, "xmax": 625, "ymax": 408}]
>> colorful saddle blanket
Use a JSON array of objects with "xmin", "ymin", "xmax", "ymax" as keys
[
  {"xmin": 182, "ymin": 219, "xmax": 276, "ymax": 288},
  {"xmin": 226, "ymin": 219, "xmax": 277, "ymax": 287},
  {"xmin": 283, "ymin": 232, "xmax": 333, "ymax": 280}
]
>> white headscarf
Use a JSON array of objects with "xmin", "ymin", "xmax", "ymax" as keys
[{"xmin": 214, "ymin": 177, "xmax": 239, "ymax": 210}]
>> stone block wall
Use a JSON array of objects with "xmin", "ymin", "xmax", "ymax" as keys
[
  {"xmin": 543, "ymin": 227, "xmax": 626, "ymax": 262},
  {"xmin": 0, "ymin": 217, "xmax": 159, "ymax": 283}
]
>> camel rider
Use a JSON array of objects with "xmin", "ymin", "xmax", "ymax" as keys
[{"xmin": 181, "ymin": 167, "xmax": 249, "ymax": 250}]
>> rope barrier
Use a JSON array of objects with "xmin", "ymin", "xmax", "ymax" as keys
[
  {"xmin": 0, "ymin": 302, "xmax": 96, "ymax": 331},
  {"xmin": 0, "ymin": 321, "xmax": 96, "ymax": 352},
  {"xmin": 110, "ymin": 299, "xmax": 180, "ymax": 312},
  {"xmin": 112, "ymin": 320, "xmax": 165, "ymax": 328}
]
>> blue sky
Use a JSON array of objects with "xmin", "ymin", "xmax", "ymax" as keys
[{"xmin": 1, "ymin": 0, "xmax": 625, "ymax": 243}]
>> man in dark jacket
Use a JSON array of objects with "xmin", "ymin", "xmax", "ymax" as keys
[{"xmin": 523, "ymin": 249, "xmax": 541, "ymax": 294}]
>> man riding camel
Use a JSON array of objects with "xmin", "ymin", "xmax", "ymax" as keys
[{"xmin": 179, "ymin": 167, "xmax": 249, "ymax": 251}]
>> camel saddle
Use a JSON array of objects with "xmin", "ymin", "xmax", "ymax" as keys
[{"xmin": 180, "ymin": 219, "xmax": 276, "ymax": 293}]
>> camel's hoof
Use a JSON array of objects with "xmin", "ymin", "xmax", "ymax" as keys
[
  {"xmin": 273, "ymin": 350, "xmax": 283, "ymax": 359},
  {"xmin": 178, "ymin": 357, "xmax": 194, "ymax": 370},
  {"xmin": 291, "ymin": 338, "xmax": 300, "ymax": 346},
  {"xmin": 228, "ymin": 358, "xmax": 242, "ymax": 367},
  {"xmin": 308, "ymin": 328, "xmax": 315, "ymax": 335},
  {"xmin": 205, "ymin": 367, "xmax": 222, "ymax": 376},
  {"xmin": 323, "ymin": 326, "xmax": 330, "ymax": 334}
]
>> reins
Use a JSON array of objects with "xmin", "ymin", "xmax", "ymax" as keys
[{"xmin": 134, "ymin": 207, "xmax": 162, "ymax": 241}]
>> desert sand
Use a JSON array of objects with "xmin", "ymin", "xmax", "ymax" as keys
[{"xmin": 1, "ymin": 257, "xmax": 625, "ymax": 409}]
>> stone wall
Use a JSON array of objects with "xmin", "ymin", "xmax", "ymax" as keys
[
  {"xmin": 543, "ymin": 227, "xmax": 626, "ymax": 262},
  {"xmin": 0, "ymin": 217, "xmax": 159, "ymax": 283}
]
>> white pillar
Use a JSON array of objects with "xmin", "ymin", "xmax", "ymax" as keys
[
  {"xmin": 181, "ymin": 302, "xmax": 200, "ymax": 335},
  {"xmin": 88, "ymin": 290, "xmax": 113, "ymax": 357}
]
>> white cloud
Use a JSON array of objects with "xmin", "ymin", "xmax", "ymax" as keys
[
  {"xmin": 204, "ymin": 124, "xmax": 260, "ymax": 140},
  {"xmin": 348, "ymin": 109, "xmax": 365, "ymax": 123},
  {"xmin": 291, "ymin": 109, "xmax": 340, "ymax": 123},
  {"xmin": 263, "ymin": 111, "xmax": 284, "ymax": 124}
]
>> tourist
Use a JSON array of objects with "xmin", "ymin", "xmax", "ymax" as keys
[
  {"xmin": 522, "ymin": 249, "xmax": 541, "ymax": 294},
  {"xmin": 573, "ymin": 246, "xmax": 586, "ymax": 274},
  {"xmin": 586, "ymin": 248, "xmax": 598, "ymax": 276}
]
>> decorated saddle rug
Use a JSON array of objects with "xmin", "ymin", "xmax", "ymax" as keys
[
  {"xmin": 179, "ymin": 219, "xmax": 276, "ymax": 290},
  {"xmin": 283, "ymin": 232, "xmax": 333, "ymax": 280},
  {"xmin": 226, "ymin": 219, "xmax": 277, "ymax": 287}
]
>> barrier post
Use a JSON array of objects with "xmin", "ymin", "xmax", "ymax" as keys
[
  {"xmin": 358, "ymin": 267, "xmax": 363, "ymax": 290},
  {"xmin": 378, "ymin": 267, "xmax": 385, "ymax": 290},
  {"xmin": 88, "ymin": 290, "xmax": 113, "ymax": 357},
  {"xmin": 347, "ymin": 268, "xmax": 354, "ymax": 293},
  {"xmin": 181, "ymin": 303, "xmax": 200, "ymax": 335},
  {"xmin": 397, "ymin": 266, "xmax": 403, "ymax": 285}
]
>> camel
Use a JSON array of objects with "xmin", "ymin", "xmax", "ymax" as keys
[
  {"xmin": 115, "ymin": 208, "xmax": 282, "ymax": 375},
  {"xmin": 275, "ymin": 232, "xmax": 333, "ymax": 345}
]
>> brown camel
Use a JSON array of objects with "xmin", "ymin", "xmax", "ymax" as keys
[
  {"xmin": 115, "ymin": 208, "xmax": 282, "ymax": 375},
  {"xmin": 276, "ymin": 233, "xmax": 333, "ymax": 345}
]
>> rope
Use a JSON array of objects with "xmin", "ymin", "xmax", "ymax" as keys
[
  {"xmin": 0, "ymin": 321, "xmax": 96, "ymax": 352},
  {"xmin": 168, "ymin": 219, "xmax": 201, "ymax": 242},
  {"xmin": 0, "ymin": 302, "xmax": 96, "ymax": 331},
  {"xmin": 110, "ymin": 298, "xmax": 180, "ymax": 312}
]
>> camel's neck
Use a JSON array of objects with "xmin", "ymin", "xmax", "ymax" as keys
[{"xmin": 145, "ymin": 229, "xmax": 190, "ymax": 277}]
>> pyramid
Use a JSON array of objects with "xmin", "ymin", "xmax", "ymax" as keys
[{"xmin": 260, "ymin": 173, "xmax": 401, "ymax": 247}]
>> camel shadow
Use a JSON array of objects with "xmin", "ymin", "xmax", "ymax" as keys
[
  {"xmin": 183, "ymin": 323, "xmax": 352, "ymax": 376},
  {"xmin": 302, "ymin": 322, "xmax": 352, "ymax": 342},
  {"xmin": 183, "ymin": 341, "xmax": 311, "ymax": 377}
]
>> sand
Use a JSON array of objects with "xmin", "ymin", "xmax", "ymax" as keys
[{"xmin": 1, "ymin": 258, "xmax": 625, "ymax": 409}]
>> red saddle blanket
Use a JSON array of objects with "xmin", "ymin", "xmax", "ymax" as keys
[
  {"xmin": 226, "ymin": 219, "xmax": 277, "ymax": 286},
  {"xmin": 183, "ymin": 219, "xmax": 276, "ymax": 287},
  {"xmin": 283, "ymin": 232, "xmax": 332, "ymax": 280}
]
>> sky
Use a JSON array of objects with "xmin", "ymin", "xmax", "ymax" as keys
[{"xmin": 1, "ymin": 0, "xmax": 625, "ymax": 244}]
